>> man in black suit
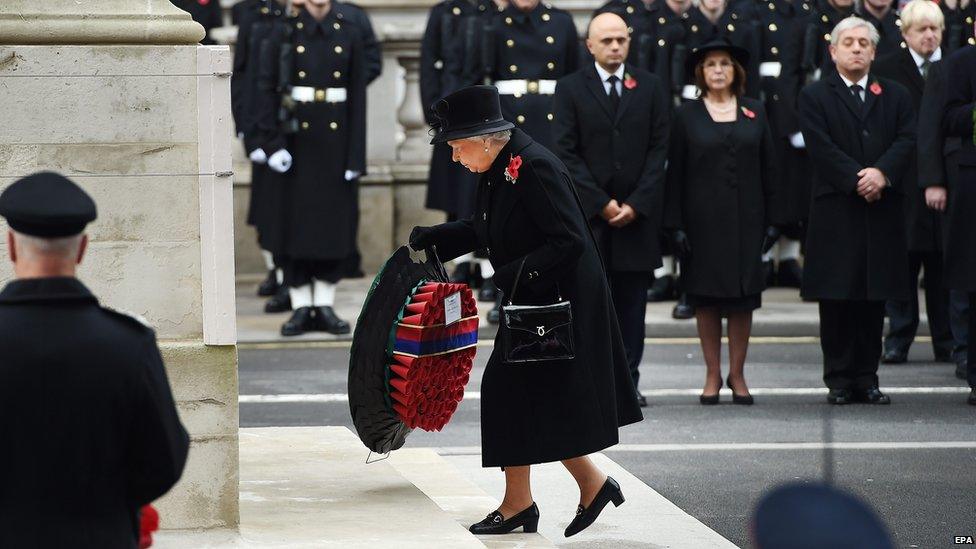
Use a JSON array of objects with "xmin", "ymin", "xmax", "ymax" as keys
[
  {"xmin": 0, "ymin": 172, "xmax": 189, "ymax": 547},
  {"xmin": 553, "ymin": 12, "xmax": 669, "ymax": 407},
  {"xmin": 798, "ymin": 17, "xmax": 916, "ymax": 405},
  {"xmin": 873, "ymin": 0, "xmax": 955, "ymax": 365}
]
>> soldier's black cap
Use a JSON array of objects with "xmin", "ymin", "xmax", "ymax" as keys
[
  {"xmin": 429, "ymin": 85, "xmax": 515, "ymax": 144},
  {"xmin": 0, "ymin": 171, "xmax": 97, "ymax": 237}
]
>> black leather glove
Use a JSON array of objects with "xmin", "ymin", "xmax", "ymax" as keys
[
  {"xmin": 672, "ymin": 229, "xmax": 692, "ymax": 259},
  {"xmin": 409, "ymin": 225, "xmax": 437, "ymax": 252},
  {"xmin": 761, "ymin": 225, "xmax": 781, "ymax": 254}
]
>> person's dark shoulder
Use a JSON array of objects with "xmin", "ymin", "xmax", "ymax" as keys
[
  {"xmin": 556, "ymin": 68, "xmax": 586, "ymax": 90},
  {"xmin": 542, "ymin": 2, "xmax": 575, "ymax": 22},
  {"xmin": 739, "ymin": 95, "xmax": 768, "ymax": 117},
  {"xmin": 875, "ymin": 76, "xmax": 911, "ymax": 102},
  {"xmin": 629, "ymin": 66, "xmax": 662, "ymax": 90},
  {"xmin": 872, "ymin": 50, "xmax": 906, "ymax": 75}
]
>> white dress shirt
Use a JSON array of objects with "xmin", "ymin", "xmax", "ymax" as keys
[
  {"xmin": 839, "ymin": 73, "xmax": 870, "ymax": 101},
  {"xmin": 908, "ymin": 46, "xmax": 942, "ymax": 76},
  {"xmin": 594, "ymin": 62, "xmax": 626, "ymax": 95}
]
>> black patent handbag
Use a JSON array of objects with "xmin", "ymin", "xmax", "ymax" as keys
[{"xmin": 500, "ymin": 258, "xmax": 575, "ymax": 363}]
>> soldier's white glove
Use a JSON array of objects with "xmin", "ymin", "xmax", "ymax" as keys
[
  {"xmin": 268, "ymin": 149, "xmax": 293, "ymax": 173},
  {"xmin": 344, "ymin": 170, "xmax": 360, "ymax": 181},
  {"xmin": 789, "ymin": 132, "xmax": 806, "ymax": 149},
  {"xmin": 249, "ymin": 148, "xmax": 268, "ymax": 164}
]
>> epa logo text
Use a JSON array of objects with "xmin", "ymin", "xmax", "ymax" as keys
[{"xmin": 955, "ymin": 536, "xmax": 975, "ymax": 544}]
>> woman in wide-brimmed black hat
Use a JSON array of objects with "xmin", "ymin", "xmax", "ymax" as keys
[
  {"xmin": 665, "ymin": 38, "xmax": 784, "ymax": 406},
  {"xmin": 409, "ymin": 85, "xmax": 643, "ymax": 538}
]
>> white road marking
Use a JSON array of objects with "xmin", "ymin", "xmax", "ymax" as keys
[
  {"xmin": 239, "ymin": 386, "xmax": 970, "ymax": 403},
  {"xmin": 434, "ymin": 441, "xmax": 976, "ymax": 455}
]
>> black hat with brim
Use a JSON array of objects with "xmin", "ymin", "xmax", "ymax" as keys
[
  {"xmin": 429, "ymin": 85, "xmax": 515, "ymax": 145},
  {"xmin": 0, "ymin": 171, "xmax": 97, "ymax": 237},
  {"xmin": 686, "ymin": 37, "xmax": 751, "ymax": 76}
]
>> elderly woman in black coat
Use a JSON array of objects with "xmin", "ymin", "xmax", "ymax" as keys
[
  {"xmin": 410, "ymin": 85, "xmax": 643, "ymax": 537},
  {"xmin": 665, "ymin": 39, "xmax": 781, "ymax": 406}
]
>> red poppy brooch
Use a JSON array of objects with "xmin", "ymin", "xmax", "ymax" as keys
[
  {"xmin": 741, "ymin": 106, "xmax": 756, "ymax": 119},
  {"xmin": 505, "ymin": 155, "xmax": 522, "ymax": 184},
  {"xmin": 869, "ymin": 82, "xmax": 882, "ymax": 96},
  {"xmin": 623, "ymin": 73, "xmax": 637, "ymax": 90}
]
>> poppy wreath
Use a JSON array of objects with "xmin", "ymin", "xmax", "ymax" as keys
[
  {"xmin": 386, "ymin": 281, "xmax": 479, "ymax": 431},
  {"xmin": 139, "ymin": 505, "xmax": 159, "ymax": 549}
]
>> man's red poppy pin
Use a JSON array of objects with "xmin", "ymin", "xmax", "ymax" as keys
[
  {"xmin": 623, "ymin": 73, "xmax": 637, "ymax": 90},
  {"xmin": 505, "ymin": 155, "xmax": 522, "ymax": 184},
  {"xmin": 870, "ymin": 82, "xmax": 882, "ymax": 96}
]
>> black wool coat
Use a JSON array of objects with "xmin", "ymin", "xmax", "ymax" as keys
[
  {"xmin": 425, "ymin": 129, "xmax": 643, "ymax": 467},
  {"xmin": 797, "ymin": 72, "xmax": 915, "ymax": 300},
  {"xmin": 0, "ymin": 278, "xmax": 189, "ymax": 548},
  {"xmin": 254, "ymin": 8, "xmax": 368, "ymax": 263},
  {"xmin": 664, "ymin": 98, "xmax": 779, "ymax": 298},
  {"xmin": 170, "ymin": 0, "xmax": 224, "ymax": 45},
  {"xmin": 552, "ymin": 64, "xmax": 669, "ymax": 273},
  {"xmin": 940, "ymin": 46, "xmax": 976, "ymax": 292},
  {"xmin": 873, "ymin": 49, "xmax": 945, "ymax": 253}
]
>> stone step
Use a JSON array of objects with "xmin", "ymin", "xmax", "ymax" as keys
[
  {"xmin": 155, "ymin": 427, "xmax": 487, "ymax": 548},
  {"xmin": 389, "ymin": 449, "xmax": 556, "ymax": 548},
  {"xmin": 444, "ymin": 451, "xmax": 740, "ymax": 548}
]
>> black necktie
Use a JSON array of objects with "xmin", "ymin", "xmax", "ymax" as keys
[
  {"xmin": 850, "ymin": 84, "xmax": 864, "ymax": 106},
  {"xmin": 607, "ymin": 75, "xmax": 621, "ymax": 113}
]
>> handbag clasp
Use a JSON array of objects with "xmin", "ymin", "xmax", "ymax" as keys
[{"xmin": 536, "ymin": 326, "xmax": 545, "ymax": 336}]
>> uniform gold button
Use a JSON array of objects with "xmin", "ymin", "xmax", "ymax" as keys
[
  {"xmin": 547, "ymin": 62, "xmax": 555, "ymax": 70},
  {"xmin": 659, "ymin": 17, "xmax": 666, "ymax": 24},
  {"xmin": 334, "ymin": 46, "xmax": 343, "ymax": 54},
  {"xmin": 821, "ymin": 14, "xmax": 828, "ymax": 23},
  {"xmin": 969, "ymin": 37, "xmax": 976, "ymax": 45},
  {"xmin": 334, "ymin": 70, "xmax": 341, "ymax": 78},
  {"xmin": 434, "ymin": 60, "xmax": 443, "ymax": 69},
  {"xmin": 628, "ymin": 26, "xmax": 634, "ymax": 34},
  {"xmin": 768, "ymin": 23, "xmax": 777, "ymax": 31},
  {"xmin": 506, "ymin": 16, "xmax": 513, "ymax": 24},
  {"xmin": 768, "ymin": 2, "xmax": 775, "ymax": 9},
  {"xmin": 895, "ymin": 18, "xmax": 902, "ymax": 27},
  {"xmin": 900, "ymin": 42, "xmax": 906, "ymax": 48},
  {"xmin": 301, "ymin": 121, "xmax": 309, "ymax": 129},
  {"xmin": 691, "ymin": 24, "xmax": 698, "ymax": 32},
  {"xmin": 771, "ymin": 46, "xmax": 779, "ymax": 55},
  {"xmin": 298, "ymin": 70, "xmax": 306, "ymax": 78},
  {"xmin": 330, "ymin": 122, "xmax": 338, "ymax": 130},
  {"xmin": 542, "ymin": 13, "xmax": 550, "ymax": 21},
  {"xmin": 510, "ymin": 64, "xmax": 518, "ymax": 72},
  {"xmin": 773, "ymin": 94, "xmax": 779, "ymax": 100},
  {"xmin": 658, "ymin": 38, "xmax": 666, "ymax": 46},
  {"xmin": 969, "ymin": 16, "xmax": 974, "ymax": 24},
  {"xmin": 731, "ymin": 12, "xmax": 738, "ymax": 19},
  {"xmin": 261, "ymin": 6, "xmax": 269, "ymax": 14},
  {"xmin": 453, "ymin": 6, "xmax": 461, "ymax": 15},
  {"xmin": 803, "ymin": 3, "xmax": 809, "ymax": 9},
  {"xmin": 297, "ymin": 22, "xmax": 304, "ymax": 29},
  {"xmin": 824, "ymin": 33, "xmax": 830, "ymax": 41},
  {"xmin": 547, "ymin": 113, "xmax": 554, "ymax": 121},
  {"xmin": 727, "ymin": 24, "xmax": 735, "ymax": 32},
  {"xmin": 546, "ymin": 36, "xmax": 555, "ymax": 44},
  {"xmin": 627, "ymin": 5, "xmax": 635, "ymax": 13},
  {"xmin": 334, "ymin": 22, "xmax": 341, "ymax": 30},
  {"xmin": 297, "ymin": 45, "xmax": 306, "ymax": 53},
  {"xmin": 516, "ymin": 115, "xmax": 526, "ymax": 123},
  {"xmin": 507, "ymin": 39, "xmax": 515, "ymax": 47}
]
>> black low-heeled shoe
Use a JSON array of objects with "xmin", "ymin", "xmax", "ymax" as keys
[
  {"xmin": 564, "ymin": 476, "xmax": 624, "ymax": 537},
  {"xmin": 699, "ymin": 393, "xmax": 719, "ymax": 405},
  {"xmin": 726, "ymin": 376, "xmax": 754, "ymax": 405},
  {"xmin": 469, "ymin": 503, "xmax": 539, "ymax": 535}
]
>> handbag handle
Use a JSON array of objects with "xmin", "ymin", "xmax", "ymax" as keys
[{"xmin": 506, "ymin": 257, "xmax": 562, "ymax": 306}]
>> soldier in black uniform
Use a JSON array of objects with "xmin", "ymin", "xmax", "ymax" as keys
[
  {"xmin": 253, "ymin": 0, "xmax": 370, "ymax": 336},
  {"xmin": 856, "ymin": 0, "xmax": 905, "ymax": 57},
  {"xmin": 0, "ymin": 172, "xmax": 189, "ymax": 548},
  {"xmin": 171, "ymin": 0, "xmax": 225, "ymax": 45},
  {"xmin": 592, "ymin": 0, "xmax": 665, "ymax": 73},
  {"xmin": 941, "ymin": 0, "xmax": 976, "ymax": 55},
  {"xmin": 797, "ymin": 0, "xmax": 854, "ymax": 79}
]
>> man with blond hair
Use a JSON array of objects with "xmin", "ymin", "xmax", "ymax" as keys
[
  {"xmin": 798, "ymin": 17, "xmax": 916, "ymax": 405},
  {"xmin": 873, "ymin": 0, "xmax": 955, "ymax": 365}
]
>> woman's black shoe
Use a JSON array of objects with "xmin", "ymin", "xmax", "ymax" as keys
[
  {"xmin": 469, "ymin": 503, "xmax": 539, "ymax": 535},
  {"xmin": 699, "ymin": 393, "xmax": 719, "ymax": 405},
  {"xmin": 564, "ymin": 476, "xmax": 624, "ymax": 537},
  {"xmin": 726, "ymin": 376, "xmax": 754, "ymax": 405}
]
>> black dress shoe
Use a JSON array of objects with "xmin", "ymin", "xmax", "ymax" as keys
[
  {"xmin": 469, "ymin": 503, "xmax": 539, "ymax": 535},
  {"xmin": 314, "ymin": 306, "xmax": 351, "ymax": 335},
  {"xmin": 281, "ymin": 307, "xmax": 315, "ymax": 336},
  {"xmin": 762, "ymin": 260, "xmax": 775, "ymax": 288},
  {"xmin": 478, "ymin": 278, "xmax": 499, "ymax": 302},
  {"xmin": 725, "ymin": 375, "xmax": 754, "ymax": 405},
  {"xmin": 827, "ymin": 388, "xmax": 852, "ymax": 405},
  {"xmin": 957, "ymin": 364, "xmax": 968, "ymax": 380},
  {"xmin": 933, "ymin": 349, "xmax": 953, "ymax": 363},
  {"xmin": 968, "ymin": 388, "xmax": 976, "ymax": 406},
  {"xmin": 881, "ymin": 350, "xmax": 907, "ymax": 364},
  {"xmin": 671, "ymin": 293, "xmax": 695, "ymax": 320},
  {"xmin": 257, "ymin": 269, "xmax": 279, "ymax": 297},
  {"xmin": 775, "ymin": 259, "xmax": 803, "ymax": 288},
  {"xmin": 264, "ymin": 287, "xmax": 292, "ymax": 313},
  {"xmin": 699, "ymin": 393, "xmax": 719, "ymax": 405},
  {"xmin": 647, "ymin": 275, "xmax": 675, "ymax": 302},
  {"xmin": 636, "ymin": 392, "xmax": 647, "ymax": 407},
  {"xmin": 853, "ymin": 386, "xmax": 891, "ymax": 404},
  {"xmin": 564, "ymin": 476, "xmax": 624, "ymax": 537}
]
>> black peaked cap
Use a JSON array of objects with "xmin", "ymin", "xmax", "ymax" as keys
[{"xmin": 0, "ymin": 171, "xmax": 97, "ymax": 237}]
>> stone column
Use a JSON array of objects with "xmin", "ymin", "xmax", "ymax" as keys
[{"xmin": 0, "ymin": 0, "xmax": 239, "ymax": 531}]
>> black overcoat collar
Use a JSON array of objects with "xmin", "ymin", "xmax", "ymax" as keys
[
  {"xmin": 0, "ymin": 276, "xmax": 98, "ymax": 305},
  {"xmin": 479, "ymin": 129, "xmax": 535, "ymax": 240},
  {"xmin": 827, "ymin": 70, "xmax": 881, "ymax": 121},
  {"xmin": 895, "ymin": 47, "xmax": 926, "ymax": 94}
]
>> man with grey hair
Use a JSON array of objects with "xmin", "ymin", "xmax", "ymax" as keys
[
  {"xmin": 0, "ymin": 171, "xmax": 189, "ymax": 546},
  {"xmin": 798, "ymin": 17, "xmax": 916, "ymax": 405}
]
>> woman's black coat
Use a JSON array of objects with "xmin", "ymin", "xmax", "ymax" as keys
[
  {"xmin": 664, "ymin": 97, "xmax": 779, "ymax": 298},
  {"xmin": 424, "ymin": 129, "xmax": 643, "ymax": 467},
  {"xmin": 797, "ymin": 72, "xmax": 915, "ymax": 301}
]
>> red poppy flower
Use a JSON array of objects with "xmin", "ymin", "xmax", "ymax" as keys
[
  {"xmin": 197, "ymin": 0, "xmax": 210, "ymax": 4},
  {"xmin": 869, "ymin": 82, "xmax": 882, "ymax": 95},
  {"xmin": 139, "ymin": 505, "xmax": 159, "ymax": 549},
  {"xmin": 505, "ymin": 155, "xmax": 522, "ymax": 184},
  {"xmin": 741, "ymin": 106, "xmax": 756, "ymax": 119},
  {"xmin": 623, "ymin": 74, "xmax": 638, "ymax": 90}
]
